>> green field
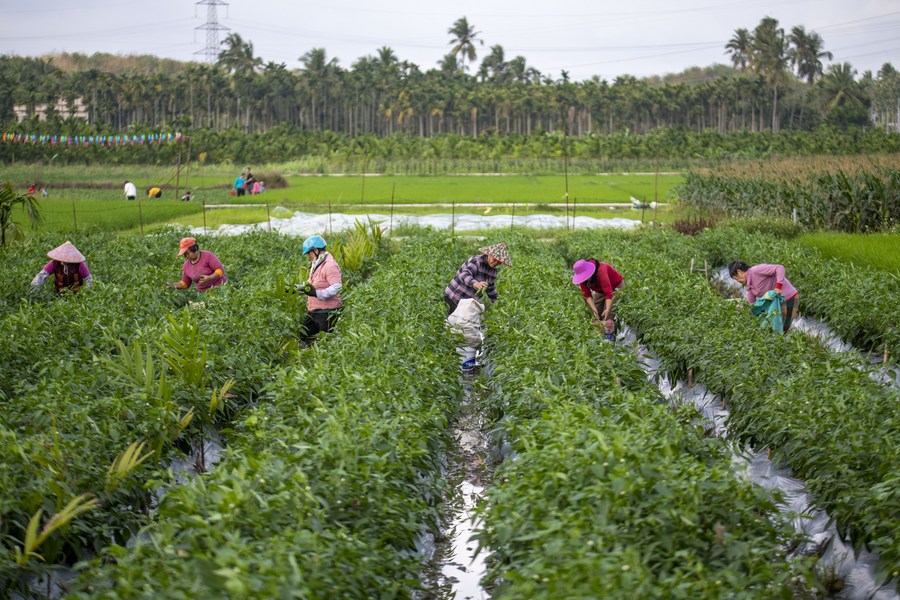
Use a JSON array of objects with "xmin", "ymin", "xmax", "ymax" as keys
[
  {"xmin": 798, "ymin": 231, "xmax": 900, "ymax": 274},
  {"xmin": 4, "ymin": 169, "xmax": 684, "ymax": 234}
]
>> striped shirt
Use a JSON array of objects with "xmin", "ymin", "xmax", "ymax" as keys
[{"xmin": 444, "ymin": 254, "xmax": 498, "ymax": 305}]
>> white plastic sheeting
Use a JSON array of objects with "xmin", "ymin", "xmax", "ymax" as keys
[{"xmin": 193, "ymin": 210, "xmax": 642, "ymax": 237}]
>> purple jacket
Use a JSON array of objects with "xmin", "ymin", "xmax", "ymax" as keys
[{"xmin": 745, "ymin": 264, "xmax": 798, "ymax": 304}]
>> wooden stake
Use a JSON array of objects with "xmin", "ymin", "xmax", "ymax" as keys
[
  {"xmin": 688, "ymin": 368, "xmax": 693, "ymax": 387},
  {"xmin": 689, "ymin": 258, "xmax": 695, "ymax": 273}
]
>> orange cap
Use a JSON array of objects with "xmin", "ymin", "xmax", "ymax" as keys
[{"xmin": 178, "ymin": 237, "xmax": 197, "ymax": 256}]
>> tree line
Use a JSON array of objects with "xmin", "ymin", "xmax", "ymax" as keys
[{"xmin": 1, "ymin": 16, "xmax": 898, "ymax": 149}]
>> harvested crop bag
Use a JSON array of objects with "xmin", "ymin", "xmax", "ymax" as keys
[
  {"xmin": 750, "ymin": 290, "xmax": 784, "ymax": 334},
  {"xmin": 446, "ymin": 298, "xmax": 485, "ymax": 348}
]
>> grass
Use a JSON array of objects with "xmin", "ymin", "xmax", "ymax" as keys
[{"xmin": 797, "ymin": 231, "xmax": 900, "ymax": 275}]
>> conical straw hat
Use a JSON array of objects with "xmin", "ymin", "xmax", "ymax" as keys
[
  {"xmin": 479, "ymin": 242, "xmax": 512, "ymax": 267},
  {"xmin": 47, "ymin": 241, "xmax": 85, "ymax": 263}
]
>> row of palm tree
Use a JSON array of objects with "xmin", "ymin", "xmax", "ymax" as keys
[{"xmin": 1, "ymin": 16, "xmax": 897, "ymax": 138}]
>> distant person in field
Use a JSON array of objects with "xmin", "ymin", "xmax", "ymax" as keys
[
  {"xmin": 729, "ymin": 260, "xmax": 799, "ymax": 333},
  {"xmin": 571, "ymin": 258, "xmax": 623, "ymax": 341},
  {"xmin": 181, "ymin": 189, "xmax": 194, "ymax": 202},
  {"xmin": 297, "ymin": 235, "xmax": 343, "ymax": 345},
  {"xmin": 166, "ymin": 237, "xmax": 226, "ymax": 293},
  {"xmin": 124, "ymin": 180, "xmax": 137, "ymax": 200},
  {"xmin": 31, "ymin": 241, "xmax": 92, "ymax": 295},
  {"xmin": 148, "ymin": 186, "xmax": 162, "ymax": 199},
  {"xmin": 27, "ymin": 183, "xmax": 38, "ymax": 196},
  {"xmin": 444, "ymin": 242, "xmax": 511, "ymax": 315},
  {"xmin": 233, "ymin": 173, "xmax": 245, "ymax": 197},
  {"xmin": 244, "ymin": 167, "xmax": 256, "ymax": 195},
  {"xmin": 251, "ymin": 180, "xmax": 263, "ymax": 195}
]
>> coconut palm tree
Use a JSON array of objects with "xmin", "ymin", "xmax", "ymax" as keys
[
  {"xmin": 448, "ymin": 17, "xmax": 482, "ymax": 73},
  {"xmin": 819, "ymin": 63, "xmax": 870, "ymax": 127},
  {"xmin": 725, "ymin": 28, "xmax": 752, "ymax": 72},
  {"xmin": 787, "ymin": 26, "xmax": 833, "ymax": 85},
  {"xmin": 750, "ymin": 16, "xmax": 790, "ymax": 131}
]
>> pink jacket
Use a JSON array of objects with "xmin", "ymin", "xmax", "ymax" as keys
[
  {"xmin": 307, "ymin": 252, "xmax": 342, "ymax": 311},
  {"xmin": 745, "ymin": 264, "xmax": 798, "ymax": 304}
]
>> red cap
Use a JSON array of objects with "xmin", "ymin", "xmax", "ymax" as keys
[{"xmin": 178, "ymin": 237, "xmax": 197, "ymax": 256}]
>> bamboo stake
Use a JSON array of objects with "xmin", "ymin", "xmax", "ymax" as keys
[
  {"xmin": 265, "ymin": 198, "xmax": 271, "ymax": 233},
  {"xmin": 389, "ymin": 182, "xmax": 395, "ymax": 237},
  {"xmin": 137, "ymin": 197, "xmax": 144, "ymax": 236},
  {"xmin": 689, "ymin": 258, "xmax": 695, "ymax": 273},
  {"xmin": 688, "ymin": 368, "xmax": 693, "ymax": 387},
  {"xmin": 451, "ymin": 199, "xmax": 455, "ymax": 239}
]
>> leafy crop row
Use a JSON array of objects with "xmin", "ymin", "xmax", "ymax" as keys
[
  {"xmin": 696, "ymin": 223, "xmax": 900, "ymax": 360},
  {"xmin": 562, "ymin": 228, "xmax": 900, "ymax": 577},
  {"xmin": 475, "ymin": 235, "xmax": 808, "ymax": 597},
  {"xmin": 0, "ymin": 228, "xmax": 385, "ymax": 594},
  {"xmin": 66, "ymin": 231, "xmax": 471, "ymax": 597}
]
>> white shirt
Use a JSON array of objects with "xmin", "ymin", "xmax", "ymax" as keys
[{"xmin": 124, "ymin": 182, "xmax": 137, "ymax": 197}]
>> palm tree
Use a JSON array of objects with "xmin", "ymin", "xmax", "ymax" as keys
[
  {"xmin": 787, "ymin": 26, "xmax": 832, "ymax": 85},
  {"xmin": 478, "ymin": 45, "xmax": 506, "ymax": 82},
  {"xmin": 217, "ymin": 33, "xmax": 261, "ymax": 75},
  {"xmin": 819, "ymin": 63, "xmax": 870, "ymax": 127},
  {"xmin": 448, "ymin": 17, "xmax": 482, "ymax": 73},
  {"xmin": 725, "ymin": 28, "xmax": 752, "ymax": 72},
  {"xmin": 750, "ymin": 16, "xmax": 790, "ymax": 131},
  {"xmin": 299, "ymin": 48, "xmax": 341, "ymax": 131},
  {"xmin": 0, "ymin": 182, "xmax": 42, "ymax": 248}
]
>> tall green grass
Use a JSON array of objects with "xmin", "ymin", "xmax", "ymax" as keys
[{"xmin": 798, "ymin": 231, "xmax": 900, "ymax": 274}]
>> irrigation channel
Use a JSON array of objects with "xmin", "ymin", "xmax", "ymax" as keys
[{"xmin": 424, "ymin": 371, "xmax": 493, "ymax": 600}]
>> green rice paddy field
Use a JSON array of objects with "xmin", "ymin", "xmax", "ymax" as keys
[
  {"xmin": 3, "ymin": 169, "xmax": 683, "ymax": 233},
  {"xmin": 5, "ymin": 165, "xmax": 898, "ymax": 272}
]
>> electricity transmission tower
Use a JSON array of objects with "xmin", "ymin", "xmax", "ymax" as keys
[{"xmin": 195, "ymin": 0, "xmax": 229, "ymax": 64}]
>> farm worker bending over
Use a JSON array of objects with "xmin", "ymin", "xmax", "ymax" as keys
[
  {"xmin": 123, "ymin": 180, "xmax": 137, "ymax": 200},
  {"xmin": 166, "ymin": 237, "xmax": 226, "ymax": 293},
  {"xmin": 296, "ymin": 235, "xmax": 343, "ymax": 344},
  {"xmin": 443, "ymin": 242, "xmax": 512, "ymax": 315},
  {"xmin": 31, "ymin": 241, "xmax": 92, "ymax": 294},
  {"xmin": 571, "ymin": 258, "xmax": 623, "ymax": 341},
  {"xmin": 444, "ymin": 242, "xmax": 511, "ymax": 373},
  {"xmin": 148, "ymin": 186, "xmax": 162, "ymax": 199},
  {"xmin": 729, "ymin": 260, "xmax": 799, "ymax": 333}
]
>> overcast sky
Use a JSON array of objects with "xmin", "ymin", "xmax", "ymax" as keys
[{"xmin": 2, "ymin": 0, "xmax": 898, "ymax": 81}]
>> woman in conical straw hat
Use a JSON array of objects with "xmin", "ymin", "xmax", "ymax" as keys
[
  {"xmin": 571, "ymin": 258, "xmax": 623, "ymax": 341},
  {"xmin": 443, "ymin": 242, "xmax": 512, "ymax": 316},
  {"xmin": 31, "ymin": 240, "xmax": 92, "ymax": 294}
]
